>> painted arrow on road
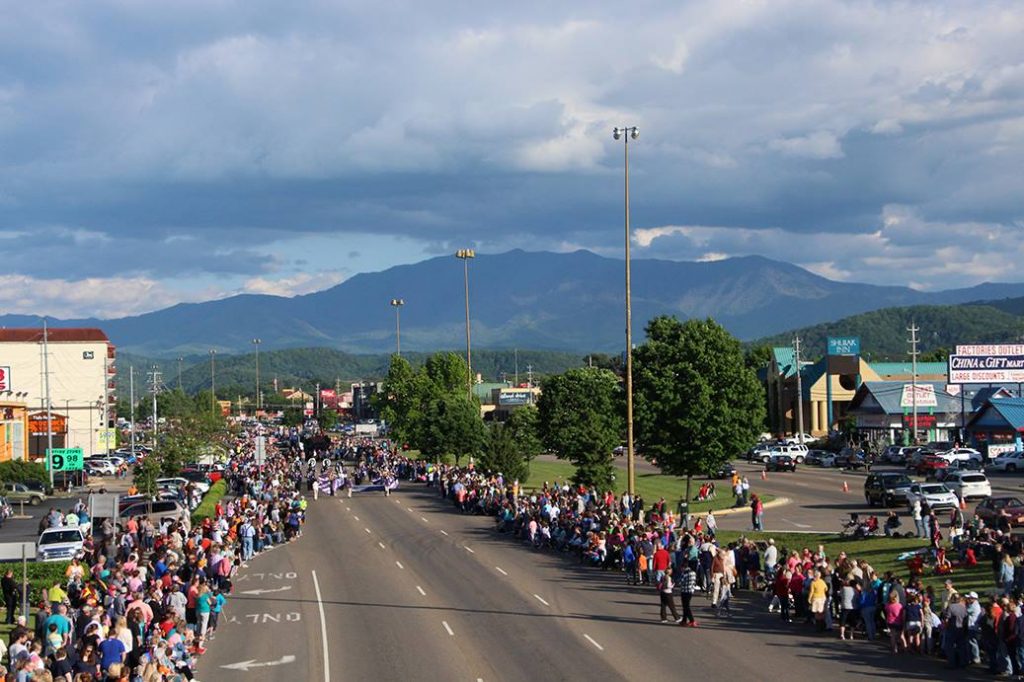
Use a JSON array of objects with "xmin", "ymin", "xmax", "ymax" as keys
[
  {"xmin": 221, "ymin": 654, "xmax": 296, "ymax": 672},
  {"xmin": 239, "ymin": 585, "xmax": 293, "ymax": 596}
]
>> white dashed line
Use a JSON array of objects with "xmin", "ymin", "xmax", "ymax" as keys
[
  {"xmin": 353, "ymin": 515, "xmax": 360, "ymax": 521},
  {"xmin": 378, "ymin": 542, "xmax": 386, "ymax": 549},
  {"xmin": 495, "ymin": 566, "xmax": 508, "ymax": 576},
  {"xmin": 442, "ymin": 621, "xmax": 454, "ymax": 636},
  {"xmin": 421, "ymin": 517, "xmax": 429, "ymax": 523},
  {"xmin": 583, "ymin": 634, "xmax": 604, "ymax": 651},
  {"xmin": 396, "ymin": 561, "xmax": 404, "ymax": 570},
  {"xmin": 533, "ymin": 594, "xmax": 550, "ymax": 606},
  {"xmin": 364, "ymin": 528, "xmax": 372, "ymax": 534},
  {"xmin": 345, "ymin": 507, "xmax": 351, "ymax": 512},
  {"xmin": 464, "ymin": 546, "xmax": 475, "ymax": 554},
  {"xmin": 440, "ymin": 530, "xmax": 449, "ymax": 536},
  {"xmin": 416, "ymin": 585, "xmax": 426, "ymax": 596}
]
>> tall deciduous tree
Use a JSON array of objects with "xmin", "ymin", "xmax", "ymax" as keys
[
  {"xmin": 479, "ymin": 405, "xmax": 543, "ymax": 483},
  {"xmin": 537, "ymin": 367, "xmax": 621, "ymax": 491},
  {"xmin": 633, "ymin": 316, "xmax": 766, "ymax": 508}
]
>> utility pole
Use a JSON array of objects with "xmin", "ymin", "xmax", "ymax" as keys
[
  {"xmin": 209, "ymin": 350, "xmax": 217, "ymax": 415},
  {"xmin": 794, "ymin": 336, "xmax": 804, "ymax": 444},
  {"xmin": 129, "ymin": 366, "xmax": 136, "ymax": 454},
  {"xmin": 42, "ymin": 320, "xmax": 54, "ymax": 489},
  {"xmin": 147, "ymin": 365, "xmax": 162, "ymax": 441},
  {"xmin": 389, "ymin": 299, "xmax": 404, "ymax": 356},
  {"xmin": 252, "ymin": 339, "xmax": 261, "ymax": 411},
  {"xmin": 908, "ymin": 321, "xmax": 920, "ymax": 443},
  {"xmin": 526, "ymin": 364, "xmax": 534, "ymax": 388}
]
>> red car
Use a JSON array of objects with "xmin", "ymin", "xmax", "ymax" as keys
[
  {"xmin": 916, "ymin": 455, "xmax": 949, "ymax": 478},
  {"xmin": 975, "ymin": 497, "xmax": 1024, "ymax": 527}
]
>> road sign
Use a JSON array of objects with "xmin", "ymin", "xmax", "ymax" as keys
[
  {"xmin": 47, "ymin": 447, "xmax": 84, "ymax": 472},
  {"xmin": 255, "ymin": 436, "xmax": 267, "ymax": 466},
  {"xmin": 0, "ymin": 542, "xmax": 35, "ymax": 562}
]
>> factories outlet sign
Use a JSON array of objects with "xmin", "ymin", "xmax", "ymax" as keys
[{"xmin": 948, "ymin": 354, "xmax": 1024, "ymax": 384}]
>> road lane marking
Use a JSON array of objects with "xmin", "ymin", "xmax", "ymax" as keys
[
  {"xmin": 421, "ymin": 517, "xmax": 429, "ymax": 523},
  {"xmin": 240, "ymin": 586, "xmax": 293, "ymax": 596},
  {"xmin": 378, "ymin": 542, "xmax": 386, "ymax": 549},
  {"xmin": 221, "ymin": 654, "xmax": 297, "ymax": 672},
  {"xmin": 440, "ymin": 530, "xmax": 449, "ymax": 536},
  {"xmin": 495, "ymin": 566, "xmax": 508, "ymax": 576},
  {"xmin": 442, "ymin": 621, "xmax": 454, "ymax": 636},
  {"xmin": 311, "ymin": 571, "xmax": 331, "ymax": 682},
  {"xmin": 533, "ymin": 594, "xmax": 550, "ymax": 606},
  {"xmin": 583, "ymin": 634, "xmax": 604, "ymax": 651},
  {"xmin": 364, "ymin": 528, "xmax": 372, "ymax": 534},
  {"xmin": 781, "ymin": 518, "xmax": 812, "ymax": 528},
  {"xmin": 396, "ymin": 561, "xmax": 404, "ymax": 569},
  {"xmin": 464, "ymin": 546, "xmax": 475, "ymax": 554},
  {"xmin": 345, "ymin": 507, "xmax": 351, "ymax": 511},
  {"xmin": 416, "ymin": 585, "xmax": 426, "ymax": 596},
  {"xmin": 353, "ymin": 515, "xmax": 360, "ymax": 521}
]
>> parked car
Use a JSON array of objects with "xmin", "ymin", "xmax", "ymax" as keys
[
  {"xmin": 988, "ymin": 451, "xmax": 1024, "ymax": 472},
  {"xmin": 864, "ymin": 472, "xmax": 913, "ymax": 507},
  {"xmin": 119, "ymin": 500, "xmax": 189, "ymax": 526},
  {"xmin": 783, "ymin": 433, "xmax": 814, "ymax": 445},
  {"xmin": 936, "ymin": 448, "xmax": 983, "ymax": 464},
  {"xmin": 834, "ymin": 450, "xmax": 867, "ymax": 469},
  {"xmin": 882, "ymin": 445, "xmax": 916, "ymax": 464},
  {"xmin": 975, "ymin": 496, "xmax": 1024, "ymax": 527},
  {"xmin": 907, "ymin": 482, "xmax": 960, "ymax": 511},
  {"xmin": 759, "ymin": 444, "xmax": 809, "ymax": 464},
  {"xmin": 905, "ymin": 448, "xmax": 934, "ymax": 470},
  {"xmin": 157, "ymin": 477, "xmax": 210, "ymax": 495},
  {"xmin": 942, "ymin": 471, "xmax": 992, "ymax": 501},
  {"xmin": 708, "ymin": 463, "xmax": 737, "ymax": 479},
  {"xmin": 36, "ymin": 527, "xmax": 86, "ymax": 562},
  {"xmin": 916, "ymin": 455, "xmax": 950, "ymax": 478},
  {"xmin": 3, "ymin": 482, "xmax": 46, "ymax": 506},
  {"xmin": 765, "ymin": 454, "xmax": 797, "ymax": 472},
  {"xmin": 85, "ymin": 460, "xmax": 116, "ymax": 476},
  {"xmin": 804, "ymin": 449, "xmax": 830, "ymax": 466}
]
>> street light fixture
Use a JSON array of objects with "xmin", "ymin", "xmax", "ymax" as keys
[
  {"xmin": 389, "ymin": 299, "xmax": 405, "ymax": 356},
  {"xmin": 613, "ymin": 125, "xmax": 639, "ymax": 498},
  {"xmin": 252, "ymin": 338, "xmax": 262, "ymax": 412},
  {"xmin": 454, "ymin": 249, "xmax": 476, "ymax": 399}
]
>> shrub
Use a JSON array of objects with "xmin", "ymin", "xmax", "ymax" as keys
[
  {"xmin": 0, "ymin": 560, "xmax": 90, "ymax": 607},
  {"xmin": 0, "ymin": 461, "xmax": 49, "ymax": 485},
  {"xmin": 190, "ymin": 480, "xmax": 228, "ymax": 525}
]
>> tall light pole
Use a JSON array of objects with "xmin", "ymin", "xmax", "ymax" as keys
[
  {"xmin": 209, "ymin": 350, "xmax": 217, "ymax": 416},
  {"xmin": 455, "ymin": 249, "xmax": 475, "ymax": 399},
  {"xmin": 614, "ymin": 125, "xmax": 639, "ymax": 498},
  {"xmin": 390, "ymin": 299, "xmax": 405, "ymax": 356},
  {"xmin": 252, "ymin": 338, "xmax": 262, "ymax": 412}
]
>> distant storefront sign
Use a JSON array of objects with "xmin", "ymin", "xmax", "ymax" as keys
[
  {"xmin": 0, "ymin": 366, "xmax": 9, "ymax": 391},
  {"xmin": 827, "ymin": 337, "xmax": 860, "ymax": 356},
  {"xmin": 28, "ymin": 412, "xmax": 67, "ymax": 435},
  {"xmin": 957, "ymin": 345, "xmax": 1024, "ymax": 356},
  {"xmin": 902, "ymin": 414, "xmax": 937, "ymax": 428},
  {"xmin": 498, "ymin": 391, "xmax": 533, "ymax": 406},
  {"xmin": 948, "ymin": 354, "xmax": 1024, "ymax": 384},
  {"xmin": 900, "ymin": 384, "xmax": 938, "ymax": 408}
]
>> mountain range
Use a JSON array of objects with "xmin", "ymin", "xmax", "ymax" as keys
[{"xmin": 6, "ymin": 249, "xmax": 1024, "ymax": 357}]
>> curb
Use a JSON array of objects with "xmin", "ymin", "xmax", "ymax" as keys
[{"xmin": 711, "ymin": 497, "xmax": 791, "ymax": 517}]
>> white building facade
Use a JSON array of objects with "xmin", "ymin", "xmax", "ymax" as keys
[{"xmin": 0, "ymin": 328, "xmax": 115, "ymax": 459}]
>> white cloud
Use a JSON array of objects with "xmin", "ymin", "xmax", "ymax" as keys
[
  {"xmin": 0, "ymin": 274, "xmax": 215, "ymax": 318},
  {"xmin": 768, "ymin": 131, "xmax": 844, "ymax": 159},
  {"xmin": 240, "ymin": 271, "xmax": 348, "ymax": 297}
]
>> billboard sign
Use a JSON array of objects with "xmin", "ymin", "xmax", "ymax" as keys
[
  {"xmin": 498, "ymin": 390, "xmax": 534, "ymax": 406},
  {"xmin": 902, "ymin": 414, "xmax": 937, "ymax": 428},
  {"xmin": 827, "ymin": 337, "xmax": 860, "ymax": 356},
  {"xmin": 948, "ymin": 354, "xmax": 1024, "ymax": 384},
  {"xmin": 900, "ymin": 384, "xmax": 938, "ymax": 408},
  {"xmin": 0, "ymin": 366, "xmax": 9, "ymax": 391},
  {"xmin": 957, "ymin": 344, "xmax": 1024, "ymax": 356}
]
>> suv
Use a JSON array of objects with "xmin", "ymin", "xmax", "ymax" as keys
[
  {"xmin": 759, "ymin": 444, "xmax": 809, "ymax": 464},
  {"xmin": 3, "ymin": 482, "xmax": 46, "ymax": 506},
  {"xmin": 864, "ymin": 472, "xmax": 913, "ymax": 507},
  {"xmin": 765, "ymin": 454, "xmax": 797, "ymax": 472},
  {"xmin": 119, "ymin": 500, "xmax": 189, "ymax": 526},
  {"xmin": 36, "ymin": 527, "xmax": 86, "ymax": 562}
]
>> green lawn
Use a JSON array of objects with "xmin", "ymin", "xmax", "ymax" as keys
[
  {"xmin": 523, "ymin": 459, "xmax": 772, "ymax": 515},
  {"xmin": 715, "ymin": 531, "xmax": 993, "ymax": 594}
]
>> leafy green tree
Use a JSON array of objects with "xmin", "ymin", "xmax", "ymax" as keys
[
  {"xmin": 537, "ymin": 367, "xmax": 621, "ymax": 491},
  {"xmin": 133, "ymin": 454, "xmax": 161, "ymax": 497},
  {"xmin": 417, "ymin": 394, "xmax": 486, "ymax": 464},
  {"xmin": 375, "ymin": 355, "xmax": 426, "ymax": 445},
  {"xmin": 633, "ymin": 316, "xmax": 766, "ymax": 507},
  {"xmin": 424, "ymin": 352, "xmax": 470, "ymax": 394},
  {"xmin": 479, "ymin": 406, "xmax": 542, "ymax": 483}
]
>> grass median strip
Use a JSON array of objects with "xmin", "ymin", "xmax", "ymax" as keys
[
  {"xmin": 190, "ymin": 479, "xmax": 228, "ymax": 525},
  {"xmin": 524, "ymin": 459, "xmax": 773, "ymax": 515}
]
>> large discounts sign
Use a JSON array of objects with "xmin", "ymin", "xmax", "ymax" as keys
[{"xmin": 948, "ymin": 354, "xmax": 1024, "ymax": 384}]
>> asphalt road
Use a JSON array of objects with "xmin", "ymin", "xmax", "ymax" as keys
[{"xmin": 201, "ymin": 484, "xmax": 990, "ymax": 681}]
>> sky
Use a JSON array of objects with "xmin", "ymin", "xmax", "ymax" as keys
[{"xmin": 1, "ymin": 0, "xmax": 1022, "ymax": 318}]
